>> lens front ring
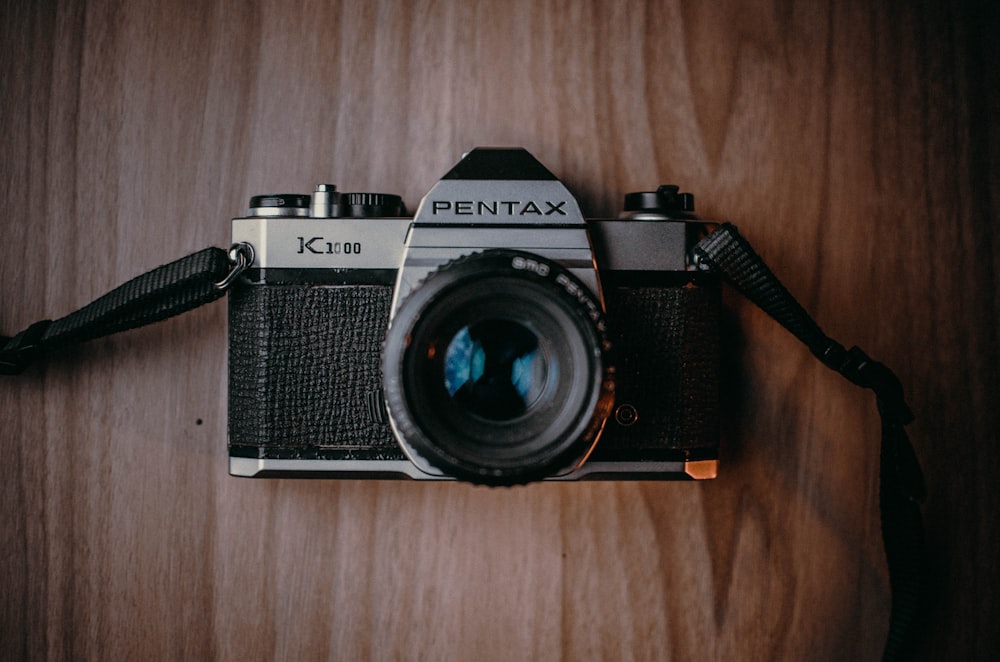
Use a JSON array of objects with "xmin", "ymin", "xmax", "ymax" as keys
[{"xmin": 382, "ymin": 250, "xmax": 614, "ymax": 485}]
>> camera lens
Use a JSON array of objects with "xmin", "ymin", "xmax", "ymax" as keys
[{"xmin": 382, "ymin": 250, "xmax": 614, "ymax": 485}]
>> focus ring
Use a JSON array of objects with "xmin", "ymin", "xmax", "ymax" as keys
[{"xmin": 382, "ymin": 249, "xmax": 614, "ymax": 485}]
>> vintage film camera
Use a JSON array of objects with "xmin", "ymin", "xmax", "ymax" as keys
[{"xmin": 228, "ymin": 148, "xmax": 720, "ymax": 485}]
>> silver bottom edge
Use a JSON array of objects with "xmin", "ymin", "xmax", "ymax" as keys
[{"xmin": 228, "ymin": 457, "xmax": 716, "ymax": 481}]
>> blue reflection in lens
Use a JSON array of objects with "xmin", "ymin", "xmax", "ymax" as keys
[{"xmin": 444, "ymin": 321, "xmax": 543, "ymax": 420}]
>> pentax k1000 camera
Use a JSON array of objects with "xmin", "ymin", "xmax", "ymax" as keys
[{"xmin": 227, "ymin": 148, "xmax": 720, "ymax": 485}]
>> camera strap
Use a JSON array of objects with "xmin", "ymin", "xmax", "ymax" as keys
[
  {"xmin": 692, "ymin": 224, "xmax": 926, "ymax": 662},
  {"xmin": 1, "ymin": 227, "xmax": 925, "ymax": 659},
  {"xmin": 0, "ymin": 244, "xmax": 252, "ymax": 375}
]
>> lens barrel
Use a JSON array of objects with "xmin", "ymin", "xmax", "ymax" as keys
[{"xmin": 382, "ymin": 250, "xmax": 614, "ymax": 485}]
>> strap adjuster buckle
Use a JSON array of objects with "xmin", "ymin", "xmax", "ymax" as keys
[{"xmin": 0, "ymin": 320, "xmax": 52, "ymax": 375}]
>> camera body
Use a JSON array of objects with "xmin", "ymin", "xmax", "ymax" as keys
[{"xmin": 228, "ymin": 148, "xmax": 720, "ymax": 484}]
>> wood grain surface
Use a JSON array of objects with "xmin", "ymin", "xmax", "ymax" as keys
[{"xmin": 1, "ymin": 0, "xmax": 997, "ymax": 659}]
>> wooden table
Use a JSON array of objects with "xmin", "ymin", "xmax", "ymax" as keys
[{"xmin": 2, "ymin": 1, "xmax": 996, "ymax": 659}]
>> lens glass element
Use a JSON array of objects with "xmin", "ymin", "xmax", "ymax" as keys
[{"xmin": 444, "ymin": 320, "xmax": 550, "ymax": 421}]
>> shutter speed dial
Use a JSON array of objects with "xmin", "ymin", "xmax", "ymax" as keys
[{"xmin": 248, "ymin": 187, "xmax": 405, "ymax": 218}]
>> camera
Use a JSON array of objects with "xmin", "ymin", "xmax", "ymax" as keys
[{"xmin": 227, "ymin": 148, "xmax": 720, "ymax": 485}]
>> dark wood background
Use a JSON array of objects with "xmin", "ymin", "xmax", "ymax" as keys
[{"xmin": 2, "ymin": 1, "xmax": 997, "ymax": 659}]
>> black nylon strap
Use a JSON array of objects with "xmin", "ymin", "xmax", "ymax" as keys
[
  {"xmin": 693, "ymin": 223, "xmax": 926, "ymax": 662},
  {"xmin": 0, "ymin": 247, "xmax": 233, "ymax": 374}
]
